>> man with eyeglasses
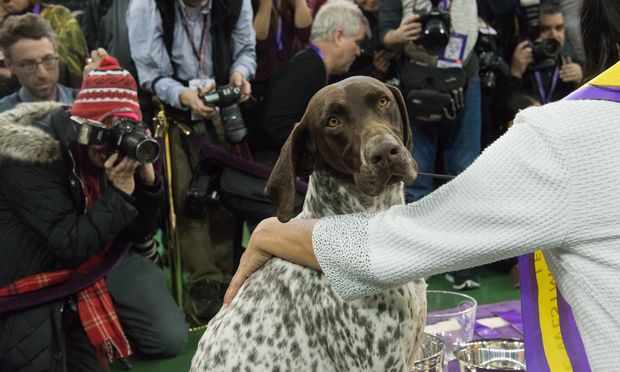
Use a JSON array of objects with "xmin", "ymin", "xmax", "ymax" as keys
[{"xmin": 0, "ymin": 13, "xmax": 76, "ymax": 112}]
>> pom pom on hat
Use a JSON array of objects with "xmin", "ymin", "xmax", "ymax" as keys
[{"xmin": 71, "ymin": 56, "xmax": 142, "ymax": 122}]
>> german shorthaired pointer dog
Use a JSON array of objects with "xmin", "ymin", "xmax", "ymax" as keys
[{"xmin": 191, "ymin": 76, "xmax": 427, "ymax": 372}]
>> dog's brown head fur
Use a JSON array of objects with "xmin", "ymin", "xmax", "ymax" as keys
[{"xmin": 265, "ymin": 76, "xmax": 417, "ymax": 222}]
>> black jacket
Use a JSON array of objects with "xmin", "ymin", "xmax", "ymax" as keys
[
  {"xmin": 0, "ymin": 102, "xmax": 163, "ymax": 287},
  {"xmin": 250, "ymin": 48, "xmax": 327, "ymax": 153}
]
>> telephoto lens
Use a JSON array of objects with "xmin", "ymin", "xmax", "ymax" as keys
[
  {"xmin": 112, "ymin": 120, "xmax": 160, "ymax": 163},
  {"xmin": 220, "ymin": 104, "xmax": 247, "ymax": 144}
]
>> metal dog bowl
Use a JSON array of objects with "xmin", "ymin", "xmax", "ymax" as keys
[
  {"xmin": 453, "ymin": 339, "xmax": 526, "ymax": 371},
  {"xmin": 412, "ymin": 333, "xmax": 445, "ymax": 372}
]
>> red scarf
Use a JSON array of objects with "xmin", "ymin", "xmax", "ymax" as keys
[{"xmin": 0, "ymin": 146, "xmax": 131, "ymax": 365}]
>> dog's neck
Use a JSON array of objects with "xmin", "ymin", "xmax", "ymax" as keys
[{"xmin": 298, "ymin": 166, "xmax": 404, "ymax": 219}]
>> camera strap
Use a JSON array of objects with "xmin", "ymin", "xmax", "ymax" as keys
[
  {"xmin": 534, "ymin": 66, "xmax": 559, "ymax": 104},
  {"xmin": 177, "ymin": 2, "xmax": 209, "ymax": 77}
]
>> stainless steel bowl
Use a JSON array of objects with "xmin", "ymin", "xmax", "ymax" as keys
[
  {"xmin": 412, "ymin": 333, "xmax": 445, "ymax": 372},
  {"xmin": 453, "ymin": 339, "xmax": 526, "ymax": 371}
]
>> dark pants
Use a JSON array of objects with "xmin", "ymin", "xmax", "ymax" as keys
[
  {"xmin": 107, "ymin": 251, "xmax": 188, "ymax": 357},
  {"xmin": 0, "ymin": 252, "xmax": 188, "ymax": 371}
]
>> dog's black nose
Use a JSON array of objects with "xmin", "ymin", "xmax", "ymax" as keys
[{"xmin": 368, "ymin": 137, "xmax": 402, "ymax": 168}]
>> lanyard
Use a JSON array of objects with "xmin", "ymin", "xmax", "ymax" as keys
[
  {"xmin": 534, "ymin": 66, "xmax": 559, "ymax": 104},
  {"xmin": 308, "ymin": 44, "xmax": 327, "ymax": 84},
  {"xmin": 308, "ymin": 44, "xmax": 324, "ymax": 60},
  {"xmin": 177, "ymin": 3, "xmax": 209, "ymax": 77}
]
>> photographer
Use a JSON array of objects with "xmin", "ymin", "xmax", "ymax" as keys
[
  {"xmin": 0, "ymin": 56, "xmax": 187, "ymax": 371},
  {"xmin": 505, "ymin": 2, "xmax": 583, "ymax": 104},
  {"xmin": 379, "ymin": 0, "xmax": 482, "ymax": 290},
  {"xmin": 127, "ymin": 0, "xmax": 256, "ymax": 323}
]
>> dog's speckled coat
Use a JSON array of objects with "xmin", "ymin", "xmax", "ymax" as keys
[{"xmin": 191, "ymin": 77, "xmax": 427, "ymax": 372}]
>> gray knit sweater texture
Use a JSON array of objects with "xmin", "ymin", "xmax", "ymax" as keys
[{"xmin": 313, "ymin": 99, "xmax": 620, "ymax": 371}]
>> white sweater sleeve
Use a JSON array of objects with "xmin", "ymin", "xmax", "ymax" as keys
[{"xmin": 313, "ymin": 106, "xmax": 572, "ymax": 300}]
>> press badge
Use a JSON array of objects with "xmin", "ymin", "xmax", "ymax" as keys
[
  {"xmin": 189, "ymin": 77, "xmax": 215, "ymax": 121},
  {"xmin": 437, "ymin": 33, "xmax": 467, "ymax": 68}
]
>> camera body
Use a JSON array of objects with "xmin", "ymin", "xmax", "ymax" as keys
[
  {"xmin": 185, "ymin": 168, "xmax": 221, "ymax": 218},
  {"xmin": 72, "ymin": 116, "xmax": 160, "ymax": 163},
  {"xmin": 475, "ymin": 31, "xmax": 510, "ymax": 95},
  {"xmin": 527, "ymin": 38, "xmax": 562, "ymax": 70},
  {"xmin": 201, "ymin": 85, "xmax": 247, "ymax": 144},
  {"xmin": 416, "ymin": 0, "xmax": 451, "ymax": 55}
]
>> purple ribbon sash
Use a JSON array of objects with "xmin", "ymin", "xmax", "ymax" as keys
[{"xmin": 518, "ymin": 62, "xmax": 620, "ymax": 371}]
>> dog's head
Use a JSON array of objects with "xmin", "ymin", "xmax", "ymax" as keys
[{"xmin": 266, "ymin": 76, "xmax": 417, "ymax": 222}]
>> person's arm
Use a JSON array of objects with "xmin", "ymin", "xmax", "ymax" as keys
[
  {"xmin": 227, "ymin": 105, "xmax": 574, "ymax": 303},
  {"xmin": 229, "ymin": 0, "xmax": 257, "ymax": 82},
  {"xmin": 126, "ymin": 1, "xmax": 186, "ymax": 109},
  {"xmin": 510, "ymin": 40, "xmax": 533, "ymax": 79},
  {"xmin": 378, "ymin": 0, "xmax": 421, "ymax": 51},
  {"xmin": 0, "ymin": 159, "xmax": 140, "ymax": 269},
  {"xmin": 293, "ymin": 0, "xmax": 313, "ymax": 29},
  {"xmin": 253, "ymin": 0, "xmax": 273, "ymax": 41}
]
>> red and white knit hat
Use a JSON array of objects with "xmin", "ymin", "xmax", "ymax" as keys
[{"xmin": 71, "ymin": 56, "xmax": 142, "ymax": 122}]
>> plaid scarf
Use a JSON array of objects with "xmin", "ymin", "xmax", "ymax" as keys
[{"xmin": 0, "ymin": 146, "xmax": 132, "ymax": 365}]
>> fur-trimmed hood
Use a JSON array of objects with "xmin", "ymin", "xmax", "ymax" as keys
[{"xmin": 0, "ymin": 102, "xmax": 68, "ymax": 164}]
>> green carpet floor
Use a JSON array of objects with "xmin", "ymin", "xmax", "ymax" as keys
[{"xmin": 111, "ymin": 265, "xmax": 520, "ymax": 372}]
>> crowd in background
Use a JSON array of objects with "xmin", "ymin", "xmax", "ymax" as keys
[{"xmin": 0, "ymin": 0, "xmax": 587, "ymax": 368}]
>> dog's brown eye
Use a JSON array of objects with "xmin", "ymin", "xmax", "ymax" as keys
[
  {"xmin": 326, "ymin": 117, "xmax": 341, "ymax": 127},
  {"xmin": 379, "ymin": 97, "xmax": 389, "ymax": 108}
]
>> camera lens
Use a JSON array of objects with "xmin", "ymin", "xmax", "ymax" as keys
[
  {"xmin": 220, "ymin": 104, "xmax": 247, "ymax": 144},
  {"xmin": 421, "ymin": 18, "xmax": 450, "ymax": 54},
  {"xmin": 133, "ymin": 138, "xmax": 160, "ymax": 163}
]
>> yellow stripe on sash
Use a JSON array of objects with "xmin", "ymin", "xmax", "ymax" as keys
[
  {"xmin": 588, "ymin": 61, "xmax": 620, "ymax": 87},
  {"xmin": 533, "ymin": 251, "xmax": 573, "ymax": 371}
]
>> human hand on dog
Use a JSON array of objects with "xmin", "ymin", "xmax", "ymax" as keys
[{"xmin": 223, "ymin": 217, "xmax": 320, "ymax": 307}]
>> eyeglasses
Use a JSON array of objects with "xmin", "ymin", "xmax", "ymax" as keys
[{"xmin": 15, "ymin": 55, "xmax": 59, "ymax": 73}]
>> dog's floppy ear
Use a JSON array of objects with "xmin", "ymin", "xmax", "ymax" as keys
[
  {"xmin": 265, "ymin": 116, "xmax": 314, "ymax": 222},
  {"xmin": 385, "ymin": 83, "xmax": 412, "ymax": 151}
]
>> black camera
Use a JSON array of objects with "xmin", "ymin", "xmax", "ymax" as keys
[
  {"xmin": 185, "ymin": 159, "xmax": 222, "ymax": 218},
  {"xmin": 528, "ymin": 38, "xmax": 562, "ymax": 70},
  {"xmin": 72, "ymin": 116, "xmax": 160, "ymax": 163},
  {"xmin": 475, "ymin": 31, "xmax": 510, "ymax": 95},
  {"xmin": 416, "ymin": 0, "xmax": 451, "ymax": 55},
  {"xmin": 201, "ymin": 85, "xmax": 247, "ymax": 144}
]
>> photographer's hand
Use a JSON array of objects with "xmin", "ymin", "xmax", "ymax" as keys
[
  {"xmin": 179, "ymin": 87, "xmax": 217, "ymax": 119},
  {"xmin": 510, "ymin": 40, "xmax": 533, "ymax": 79},
  {"xmin": 383, "ymin": 15, "xmax": 422, "ymax": 50},
  {"xmin": 559, "ymin": 56, "xmax": 583, "ymax": 84},
  {"xmin": 105, "ymin": 153, "xmax": 141, "ymax": 195},
  {"xmin": 84, "ymin": 48, "xmax": 109, "ymax": 76},
  {"xmin": 230, "ymin": 71, "xmax": 251, "ymax": 102}
]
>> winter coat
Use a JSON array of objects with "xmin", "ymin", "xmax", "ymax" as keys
[{"xmin": 0, "ymin": 102, "xmax": 163, "ymax": 370}]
